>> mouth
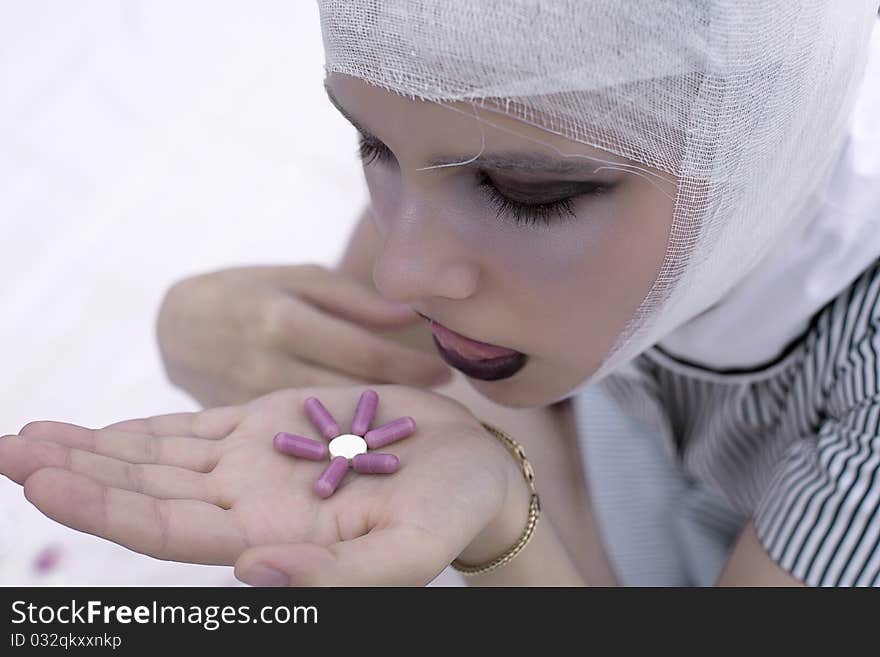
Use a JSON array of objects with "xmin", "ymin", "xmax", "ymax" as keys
[{"xmin": 416, "ymin": 312, "xmax": 528, "ymax": 381}]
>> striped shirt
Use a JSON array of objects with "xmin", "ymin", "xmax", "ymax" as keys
[{"xmin": 588, "ymin": 256, "xmax": 880, "ymax": 586}]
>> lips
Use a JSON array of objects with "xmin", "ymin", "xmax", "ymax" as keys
[
  {"xmin": 427, "ymin": 320, "xmax": 519, "ymax": 360},
  {"xmin": 416, "ymin": 312, "xmax": 528, "ymax": 381}
]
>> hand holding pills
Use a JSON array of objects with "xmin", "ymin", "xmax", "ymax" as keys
[{"xmin": 0, "ymin": 384, "xmax": 523, "ymax": 585}]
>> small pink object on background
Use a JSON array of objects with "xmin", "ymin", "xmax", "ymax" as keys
[
  {"xmin": 273, "ymin": 389, "xmax": 415, "ymax": 498},
  {"xmin": 32, "ymin": 543, "xmax": 63, "ymax": 574}
]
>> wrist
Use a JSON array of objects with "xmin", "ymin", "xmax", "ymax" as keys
[{"xmin": 455, "ymin": 423, "xmax": 535, "ymax": 566}]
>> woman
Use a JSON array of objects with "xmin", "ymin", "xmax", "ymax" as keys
[{"xmin": 3, "ymin": 1, "xmax": 880, "ymax": 586}]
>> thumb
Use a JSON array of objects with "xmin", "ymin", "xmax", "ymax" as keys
[{"xmin": 234, "ymin": 526, "xmax": 450, "ymax": 587}]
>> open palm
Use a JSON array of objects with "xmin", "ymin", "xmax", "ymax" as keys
[{"xmin": 0, "ymin": 385, "xmax": 509, "ymax": 585}]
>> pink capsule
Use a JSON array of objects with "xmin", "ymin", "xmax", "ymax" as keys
[
  {"xmin": 314, "ymin": 456, "xmax": 349, "ymax": 498},
  {"xmin": 304, "ymin": 396, "xmax": 341, "ymax": 440},
  {"xmin": 364, "ymin": 416, "xmax": 416, "ymax": 449},
  {"xmin": 273, "ymin": 432, "xmax": 328, "ymax": 460},
  {"xmin": 350, "ymin": 389, "xmax": 378, "ymax": 436},
  {"xmin": 352, "ymin": 452, "xmax": 399, "ymax": 474}
]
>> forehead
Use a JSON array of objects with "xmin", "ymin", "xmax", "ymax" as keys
[{"xmin": 324, "ymin": 72, "xmax": 631, "ymax": 171}]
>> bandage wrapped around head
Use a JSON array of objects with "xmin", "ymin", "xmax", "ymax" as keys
[{"xmin": 316, "ymin": 0, "xmax": 880, "ymax": 393}]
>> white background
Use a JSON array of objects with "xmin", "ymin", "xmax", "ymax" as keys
[{"xmin": 0, "ymin": 1, "xmax": 463, "ymax": 586}]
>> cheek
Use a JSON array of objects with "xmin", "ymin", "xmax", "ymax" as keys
[
  {"xmin": 365, "ymin": 165, "xmax": 671, "ymax": 322},
  {"xmin": 468, "ymin": 193, "xmax": 626, "ymax": 294},
  {"xmin": 509, "ymin": 187, "xmax": 672, "ymax": 317},
  {"xmin": 484, "ymin": 189, "xmax": 671, "ymax": 365}
]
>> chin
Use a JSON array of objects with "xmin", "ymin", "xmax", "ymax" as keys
[{"xmin": 467, "ymin": 372, "xmax": 567, "ymax": 410}]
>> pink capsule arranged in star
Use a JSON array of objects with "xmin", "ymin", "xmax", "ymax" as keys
[
  {"xmin": 315, "ymin": 456, "xmax": 349, "ymax": 498},
  {"xmin": 352, "ymin": 452, "xmax": 399, "ymax": 474},
  {"xmin": 303, "ymin": 396, "xmax": 341, "ymax": 440},
  {"xmin": 350, "ymin": 389, "xmax": 379, "ymax": 436},
  {"xmin": 274, "ymin": 389, "xmax": 414, "ymax": 498},
  {"xmin": 273, "ymin": 432, "xmax": 328, "ymax": 461},
  {"xmin": 364, "ymin": 416, "xmax": 416, "ymax": 449}
]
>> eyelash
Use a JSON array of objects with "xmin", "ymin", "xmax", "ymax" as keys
[
  {"xmin": 357, "ymin": 136, "xmax": 391, "ymax": 168},
  {"xmin": 357, "ymin": 136, "xmax": 605, "ymax": 229}
]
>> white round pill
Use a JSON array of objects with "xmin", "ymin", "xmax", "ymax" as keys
[{"xmin": 328, "ymin": 433, "xmax": 368, "ymax": 460}]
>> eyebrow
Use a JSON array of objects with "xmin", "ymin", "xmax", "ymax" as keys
[{"xmin": 324, "ymin": 80, "xmax": 608, "ymax": 177}]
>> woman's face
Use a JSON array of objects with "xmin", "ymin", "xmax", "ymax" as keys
[{"xmin": 326, "ymin": 73, "xmax": 677, "ymax": 408}]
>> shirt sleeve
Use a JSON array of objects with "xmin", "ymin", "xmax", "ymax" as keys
[{"xmin": 752, "ymin": 334, "xmax": 880, "ymax": 586}]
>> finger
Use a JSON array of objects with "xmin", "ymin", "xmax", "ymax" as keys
[
  {"xmin": 283, "ymin": 263, "xmax": 422, "ymax": 327},
  {"xmin": 234, "ymin": 524, "xmax": 451, "ymax": 587},
  {"xmin": 98, "ymin": 404, "xmax": 245, "ymax": 438},
  {"xmin": 240, "ymin": 351, "xmax": 377, "ymax": 397},
  {"xmin": 266, "ymin": 299, "xmax": 452, "ymax": 388},
  {"xmin": 23, "ymin": 467, "xmax": 245, "ymax": 564},
  {"xmin": 16, "ymin": 422, "xmax": 219, "ymax": 472},
  {"xmin": 0, "ymin": 436, "xmax": 224, "ymax": 506}
]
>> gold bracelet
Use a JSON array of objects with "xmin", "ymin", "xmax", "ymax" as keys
[{"xmin": 450, "ymin": 420, "xmax": 541, "ymax": 576}]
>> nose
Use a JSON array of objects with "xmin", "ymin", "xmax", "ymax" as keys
[{"xmin": 370, "ymin": 203, "xmax": 480, "ymax": 305}]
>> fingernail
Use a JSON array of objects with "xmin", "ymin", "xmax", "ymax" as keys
[{"xmin": 239, "ymin": 565, "xmax": 289, "ymax": 587}]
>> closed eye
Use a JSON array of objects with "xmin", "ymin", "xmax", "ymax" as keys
[{"xmin": 356, "ymin": 134, "xmax": 613, "ymax": 229}]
